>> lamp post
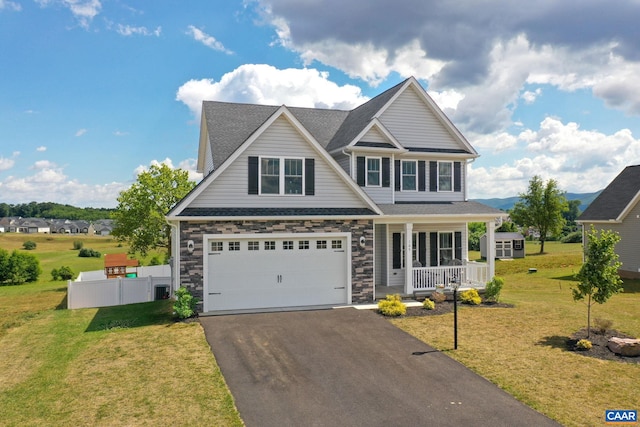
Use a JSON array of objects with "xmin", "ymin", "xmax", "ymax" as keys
[{"xmin": 451, "ymin": 277, "xmax": 461, "ymax": 350}]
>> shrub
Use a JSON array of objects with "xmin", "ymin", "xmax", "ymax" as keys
[
  {"xmin": 173, "ymin": 287, "xmax": 198, "ymax": 319},
  {"xmin": 459, "ymin": 288, "xmax": 481, "ymax": 305},
  {"xmin": 51, "ymin": 266, "xmax": 75, "ymax": 281},
  {"xmin": 149, "ymin": 256, "xmax": 161, "ymax": 266},
  {"xmin": 484, "ymin": 276, "xmax": 504, "ymax": 302},
  {"xmin": 575, "ymin": 339, "xmax": 592, "ymax": 350},
  {"xmin": 594, "ymin": 318, "xmax": 613, "ymax": 334},
  {"xmin": 72, "ymin": 240, "xmax": 84, "ymax": 250},
  {"xmin": 561, "ymin": 231, "xmax": 582, "ymax": 243},
  {"xmin": 0, "ymin": 249, "xmax": 41, "ymax": 285},
  {"xmin": 422, "ymin": 298, "xmax": 435, "ymax": 310},
  {"xmin": 431, "ymin": 291, "xmax": 446, "ymax": 303},
  {"xmin": 23, "ymin": 241, "xmax": 37, "ymax": 250},
  {"xmin": 78, "ymin": 248, "xmax": 101, "ymax": 258},
  {"xmin": 377, "ymin": 294, "xmax": 407, "ymax": 317}
]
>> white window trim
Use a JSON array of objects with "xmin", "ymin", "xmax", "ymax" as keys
[
  {"xmin": 401, "ymin": 160, "xmax": 418, "ymax": 192},
  {"xmin": 438, "ymin": 231, "xmax": 454, "ymax": 266},
  {"xmin": 365, "ymin": 156, "xmax": 382, "ymax": 187},
  {"xmin": 438, "ymin": 161, "xmax": 454, "ymax": 193},
  {"xmin": 258, "ymin": 155, "xmax": 305, "ymax": 196}
]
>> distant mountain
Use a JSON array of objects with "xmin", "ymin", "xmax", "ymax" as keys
[{"xmin": 473, "ymin": 190, "xmax": 603, "ymax": 212}]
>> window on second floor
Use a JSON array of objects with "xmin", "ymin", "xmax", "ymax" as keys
[
  {"xmin": 438, "ymin": 161, "xmax": 453, "ymax": 192},
  {"xmin": 401, "ymin": 160, "xmax": 417, "ymax": 191},
  {"xmin": 260, "ymin": 157, "xmax": 304, "ymax": 195},
  {"xmin": 367, "ymin": 157, "xmax": 381, "ymax": 186}
]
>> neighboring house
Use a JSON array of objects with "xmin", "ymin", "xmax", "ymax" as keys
[
  {"xmin": 480, "ymin": 232, "xmax": 525, "ymax": 259},
  {"xmin": 17, "ymin": 218, "xmax": 51, "ymax": 234},
  {"xmin": 166, "ymin": 77, "xmax": 506, "ymax": 313},
  {"xmin": 93, "ymin": 219, "xmax": 114, "ymax": 236},
  {"xmin": 577, "ymin": 164, "xmax": 640, "ymax": 279},
  {"xmin": 104, "ymin": 253, "xmax": 140, "ymax": 279}
]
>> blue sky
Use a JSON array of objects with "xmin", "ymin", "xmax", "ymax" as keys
[{"xmin": 2, "ymin": 0, "xmax": 640, "ymax": 207}]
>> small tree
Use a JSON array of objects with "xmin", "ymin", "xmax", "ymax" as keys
[
  {"xmin": 510, "ymin": 176, "xmax": 568, "ymax": 254},
  {"xmin": 572, "ymin": 226, "xmax": 623, "ymax": 338},
  {"xmin": 112, "ymin": 163, "xmax": 196, "ymax": 257},
  {"xmin": 23, "ymin": 241, "xmax": 37, "ymax": 250}
]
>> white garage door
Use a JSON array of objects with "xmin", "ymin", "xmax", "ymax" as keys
[{"xmin": 205, "ymin": 234, "xmax": 350, "ymax": 312}]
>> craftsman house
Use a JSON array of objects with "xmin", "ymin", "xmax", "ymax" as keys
[
  {"xmin": 577, "ymin": 164, "xmax": 640, "ymax": 279},
  {"xmin": 167, "ymin": 77, "xmax": 505, "ymax": 313}
]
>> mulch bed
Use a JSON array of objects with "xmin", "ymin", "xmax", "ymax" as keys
[
  {"xmin": 385, "ymin": 300, "xmax": 514, "ymax": 318},
  {"xmin": 568, "ymin": 328, "xmax": 640, "ymax": 364}
]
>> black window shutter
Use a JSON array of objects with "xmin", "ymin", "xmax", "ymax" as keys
[
  {"xmin": 418, "ymin": 161, "xmax": 426, "ymax": 192},
  {"xmin": 356, "ymin": 156, "xmax": 366, "ymax": 186},
  {"xmin": 455, "ymin": 231, "xmax": 462, "ymax": 260},
  {"xmin": 394, "ymin": 160, "xmax": 401, "ymax": 191},
  {"xmin": 429, "ymin": 161, "xmax": 437, "ymax": 192},
  {"xmin": 418, "ymin": 232, "xmax": 427, "ymax": 267},
  {"xmin": 248, "ymin": 156, "xmax": 258, "ymax": 195},
  {"xmin": 392, "ymin": 233, "xmax": 401, "ymax": 269},
  {"xmin": 305, "ymin": 158, "xmax": 315, "ymax": 195},
  {"xmin": 382, "ymin": 158, "xmax": 390, "ymax": 187},
  {"xmin": 430, "ymin": 232, "xmax": 438, "ymax": 266},
  {"xmin": 454, "ymin": 162, "xmax": 461, "ymax": 192}
]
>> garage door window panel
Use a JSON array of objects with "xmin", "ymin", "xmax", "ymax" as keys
[
  {"xmin": 265, "ymin": 241, "xmax": 276, "ymax": 250},
  {"xmin": 299, "ymin": 240, "xmax": 309, "ymax": 250},
  {"xmin": 317, "ymin": 240, "xmax": 327, "ymax": 249},
  {"xmin": 248, "ymin": 241, "xmax": 260, "ymax": 251},
  {"xmin": 283, "ymin": 241, "xmax": 294, "ymax": 250},
  {"xmin": 211, "ymin": 241, "xmax": 223, "ymax": 252}
]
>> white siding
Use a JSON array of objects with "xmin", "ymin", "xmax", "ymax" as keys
[
  {"xmin": 380, "ymin": 87, "xmax": 461, "ymax": 151},
  {"xmin": 592, "ymin": 201, "xmax": 640, "ymax": 275},
  {"xmin": 334, "ymin": 152, "xmax": 351, "ymax": 176},
  {"xmin": 361, "ymin": 127, "xmax": 388, "ymax": 144},
  {"xmin": 189, "ymin": 116, "xmax": 369, "ymax": 209}
]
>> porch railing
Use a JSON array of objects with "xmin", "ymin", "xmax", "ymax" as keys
[{"xmin": 412, "ymin": 261, "xmax": 488, "ymax": 292}]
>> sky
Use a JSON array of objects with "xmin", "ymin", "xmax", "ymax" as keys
[{"xmin": 1, "ymin": 0, "xmax": 640, "ymax": 208}]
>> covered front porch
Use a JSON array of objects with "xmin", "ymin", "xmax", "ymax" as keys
[{"xmin": 373, "ymin": 202, "xmax": 504, "ymax": 299}]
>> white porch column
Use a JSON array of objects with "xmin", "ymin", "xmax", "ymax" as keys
[
  {"xmin": 404, "ymin": 222, "xmax": 413, "ymax": 294},
  {"xmin": 486, "ymin": 219, "xmax": 496, "ymax": 279}
]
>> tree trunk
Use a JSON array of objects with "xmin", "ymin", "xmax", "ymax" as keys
[
  {"xmin": 539, "ymin": 238, "xmax": 545, "ymax": 254},
  {"xmin": 587, "ymin": 293, "xmax": 592, "ymax": 338}
]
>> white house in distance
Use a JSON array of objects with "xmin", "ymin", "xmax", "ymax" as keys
[
  {"xmin": 480, "ymin": 232, "xmax": 526, "ymax": 259},
  {"xmin": 166, "ymin": 77, "xmax": 506, "ymax": 314},
  {"xmin": 577, "ymin": 164, "xmax": 640, "ymax": 279}
]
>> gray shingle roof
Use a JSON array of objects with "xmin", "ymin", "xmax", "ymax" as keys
[
  {"xmin": 578, "ymin": 165, "xmax": 640, "ymax": 221},
  {"xmin": 377, "ymin": 201, "xmax": 504, "ymax": 216}
]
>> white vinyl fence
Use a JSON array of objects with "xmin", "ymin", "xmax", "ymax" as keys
[{"xmin": 67, "ymin": 265, "xmax": 172, "ymax": 309}]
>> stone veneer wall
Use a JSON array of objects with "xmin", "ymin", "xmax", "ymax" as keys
[{"xmin": 179, "ymin": 219, "xmax": 374, "ymax": 312}]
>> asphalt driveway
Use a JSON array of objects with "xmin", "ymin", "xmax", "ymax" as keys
[{"xmin": 200, "ymin": 308, "xmax": 559, "ymax": 427}]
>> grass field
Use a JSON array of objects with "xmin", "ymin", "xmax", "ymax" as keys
[
  {"xmin": 2, "ymin": 234, "xmax": 639, "ymax": 426},
  {"xmin": 393, "ymin": 241, "xmax": 640, "ymax": 427},
  {"xmin": 0, "ymin": 233, "xmax": 243, "ymax": 426}
]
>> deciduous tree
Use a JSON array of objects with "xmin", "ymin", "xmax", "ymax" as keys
[
  {"xmin": 112, "ymin": 163, "xmax": 196, "ymax": 257},
  {"xmin": 510, "ymin": 176, "xmax": 568, "ymax": 253},
  {"xmin": 572, "ymin": 226, "xmax": 623, "ymax": 338}
]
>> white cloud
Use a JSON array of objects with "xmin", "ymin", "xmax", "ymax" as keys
[
  {"xmin": 521, "ymin": 88, "xmax": 542, "ymax": 104},
  {"xmin": 468, "ymin": 117, "xmax": 640, "ymax": 198},
  {"xmin": 36, "ymin": 0, "xmax": 101, "ymax": 28},
  {"xmin": 176, "ymin": 64, "xmax": 369, "ymax": 118},
  {"xmin": 32, "ymin": 160, "xmax": 57, "ymax": 170},
  {"xmin": 75, "ymin": 128, "xmax": 87, "ymax": 137},
  {"xmin": 0, "ymin": 156, "xmax": 15, "ymax": 171},
  {"xmin": 116, "ymin": 24, "xmax": 161, "ymax": 37},
  {"xmin": 186, "ymin": 25, "xmax": 233, "ymax": 54},
  {"xmin": 0, "ymin": 157, "xmax": 199, "ymax": 208},
  {"xmin": 0, "ymin": 0, "xmax": 21, "ymax": 11},
  {"xmin": 134, "ymin": 158, "xmax": 202, "ymax": 183},
  {"xmin": 113, "ymin": 130, "xmax": 129, "ymax": 136},
  {"xmin": 36, "ymin": 146, "xmax": 47, "ymax": 152}
]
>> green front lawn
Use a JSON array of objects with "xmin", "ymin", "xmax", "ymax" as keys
[
  {"xmin": 0, "ymin": 234, "xmax": 242, "ymax": 426},
  {"xmin": 393, "ymin": 241, "xmax": 640, "ymax": 427}
]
